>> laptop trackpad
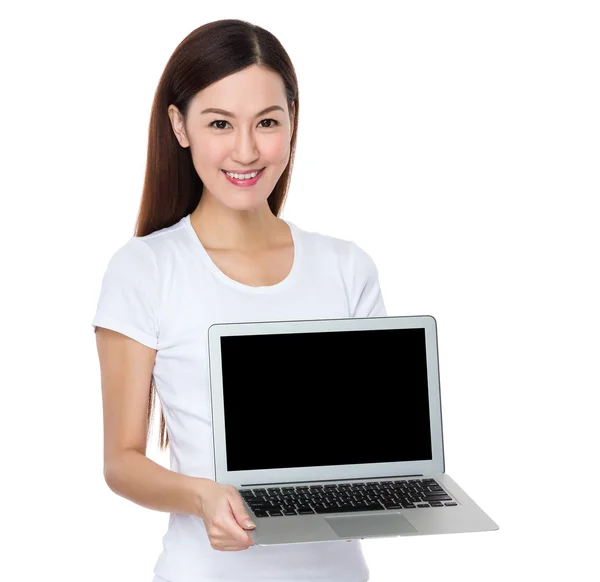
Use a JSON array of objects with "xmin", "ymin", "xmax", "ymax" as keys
[{"xmin": 325, "ymin": 513, "xmax": 417, "ymax": 538}]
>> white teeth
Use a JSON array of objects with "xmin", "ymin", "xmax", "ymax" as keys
[{"xmin": 226, "ymin": 169, "xmax": 261, "ymax": 179}]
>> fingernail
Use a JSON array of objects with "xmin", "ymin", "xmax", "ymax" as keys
[{"xmin": 245, "ymin": 520, "xmax": 256, "ymax": 529}]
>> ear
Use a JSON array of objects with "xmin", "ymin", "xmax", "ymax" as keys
[
  {"xmin": 168, "ymin": 104, "xmax": 190, "ymax": 148},
  {"xmin": 289, "ymin": 102, "xmax": 295, "ymax": 139}
]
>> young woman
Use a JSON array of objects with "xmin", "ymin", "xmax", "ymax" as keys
[{"xmin": 92, "ymin": 18, "xmax": 387, "ymax": 582}]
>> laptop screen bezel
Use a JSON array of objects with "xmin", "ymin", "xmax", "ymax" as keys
[{"xmin": 207, "ymin": 315, "xmax": 445, "ymax": 486}]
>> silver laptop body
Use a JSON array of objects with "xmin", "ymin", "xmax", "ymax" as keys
[{"xmin": 207, "ymin": 315, "xmax": 499, "ymax": 544}]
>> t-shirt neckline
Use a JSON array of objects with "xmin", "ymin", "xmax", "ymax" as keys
[{"xmin": 183, "ymin": 214, "xmax": 302, "ymax": 293}]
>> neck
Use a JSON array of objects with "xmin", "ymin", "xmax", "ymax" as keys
[{"xmin": 190, "ymin": 198, "xmax": 286, "ymax": 252}]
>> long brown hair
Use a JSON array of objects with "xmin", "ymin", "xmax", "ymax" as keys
[{"xmin": 134, "ymin": 19, "xmax": 300, "ymax": 451}]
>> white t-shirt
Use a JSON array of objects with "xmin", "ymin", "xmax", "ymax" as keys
[{"xmin": 91, "ymin": 213, "xmax": 387, "ymax": 582}]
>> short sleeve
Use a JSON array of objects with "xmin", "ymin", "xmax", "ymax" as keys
[
  {"xmin": 91, "ymin": 237, "xmax": 160, "ymax": 349},
  {"xmin": 347, "ymin": 241, "xmax": 387, "ymax": 318}
]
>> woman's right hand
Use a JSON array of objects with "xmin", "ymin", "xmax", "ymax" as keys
[{"xmin": 195, "ymin": 479, "xmax": 257, "ymax": 551}]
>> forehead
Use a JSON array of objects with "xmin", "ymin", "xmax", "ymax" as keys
[{"xmin": 191, "ymin": 65, "xmax": 287, "ymax": 114}]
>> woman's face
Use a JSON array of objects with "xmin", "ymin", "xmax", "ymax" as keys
[{"xmin": 169, "ymin": 64, "xmax": 294, "ymax": 211}]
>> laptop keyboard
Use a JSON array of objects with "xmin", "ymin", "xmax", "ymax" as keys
[{"xmin": 240, "ymin": 478, "xmax": 457, "ymax": 518}]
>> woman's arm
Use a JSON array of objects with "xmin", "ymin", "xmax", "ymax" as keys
[
  {"xmin": 96, "ymin": 326, "xmax": 209, "ymax": 516},
  {"xmin": 103, "ymin": 448, "xmax": 208, "ymax": 515}
]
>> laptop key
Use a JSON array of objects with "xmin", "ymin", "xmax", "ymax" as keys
[
  {"xmin": 314, "ymin": 502, "xmax": 385, "ymax": 514},
  {"xmin": 355, "ymin": 502, "xmax": 386, "ymax": 511},
  {"xmin": 423, "ymin": 494, "xmax": 453, "ymax": 501},
  {"xmin": 314, "ymin": 504, "xmax": 356, "ymax": 514},
  {"xmin": 297, "ymin": 506, "xmax": 315, "ymax": 514},
  {"xmin": 247, "ymin": 503, "xmax": 269, "ymax": 511},
  {"xmin": 382, "ymin": 503, "xmax": 403, "ymax": 509}
]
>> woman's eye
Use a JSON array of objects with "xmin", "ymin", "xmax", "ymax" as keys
[
  {"xmin": 210, "ymin": 120, "xmax": 231, "ymax": 130},
  {"xmin": 209, "ymin": 119, "xmax": 279, "ymax": 130},
  {"xmin": 259, "ymin": 118, "xmax": 279, "ymax": 128}
]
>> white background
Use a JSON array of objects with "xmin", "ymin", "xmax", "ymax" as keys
[{"xmin": 2, "ymin": 1, "xmax": 598, "ymax": 580}]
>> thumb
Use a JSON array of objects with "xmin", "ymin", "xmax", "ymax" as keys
[{"xmin": 230, "ymin": 493, "xmax": 256, "ymax": 530}]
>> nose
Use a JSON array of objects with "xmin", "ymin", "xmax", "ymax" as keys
[{"xmin": 231, "ymin": 125, "xmax": 260, "ymax": 165}]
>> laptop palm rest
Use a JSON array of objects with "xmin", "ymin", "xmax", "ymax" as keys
[{"xmin": 325, "ymin": 513, "xmax": 417, "ymax": 538}]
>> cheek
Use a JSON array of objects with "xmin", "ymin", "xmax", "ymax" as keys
[
  {"xmin": 194, "ymin": 137, "xmax": 228, "ymax": 166},
  {"xmin": 262, "ymin": 133, "xmax": 290, "ymax": 163}
]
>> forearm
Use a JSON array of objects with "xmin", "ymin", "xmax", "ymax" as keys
[{"xmin": 104, "ymin": 449, "xmax": 209, "ymax": 516}]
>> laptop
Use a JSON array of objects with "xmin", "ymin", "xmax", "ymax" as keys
[{"xmin": 207, "ymin": 315, "xmax": 499, "ymax": 544}]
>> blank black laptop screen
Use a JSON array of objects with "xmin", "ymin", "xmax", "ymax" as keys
[{"xmin": 219, "ymin": 326, "xmax": 432, "ymax": 471}]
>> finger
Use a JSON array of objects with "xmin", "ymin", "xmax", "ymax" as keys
[
  {"xmin": 229, "ymin": 491, "xmax": 256, "ymax": 531},
  {"xmin": 221, "ymin": 512, "xmax": 256, "ymax": 546}
]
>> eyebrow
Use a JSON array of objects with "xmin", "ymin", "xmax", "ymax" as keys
[{"xmin": 200, "ymin": 105, "xmax": 285, "ymax": 118}]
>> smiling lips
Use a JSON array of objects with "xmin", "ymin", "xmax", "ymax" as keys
[
  {"xmin": 223, "ymin": 168, "xmax": 264, "ymax": 175},
  {"xmin": 223, "ymin": 167, "xmax": 265, "ymax": 186}
]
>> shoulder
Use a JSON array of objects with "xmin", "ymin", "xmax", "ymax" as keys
[
  {"xmin": 290, "ymin": 220, "xmax": 377, "ymax": 275},
  {"xmin": 105, "ymin": 236, "xmax": 157, "ymax": 275},
  {"xmin": 110, "ymin": 215, "xmax": 193, "ymax": 270},
  {"xmin": 101, "ymin": 215, "xmax": 192, "ymax": 287},
  {"xmin": 136, "ymin": 214, "xmax": 191, "ymax": 261},
  {"xmin": 289, "ymin": 220, "xmax": 351, "ymax": 258}
]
